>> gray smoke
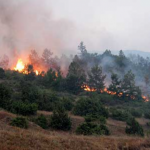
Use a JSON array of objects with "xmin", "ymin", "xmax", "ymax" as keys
[{"xmin": 0, "ymin": 0, "xmax": 78, "ymax": 67}]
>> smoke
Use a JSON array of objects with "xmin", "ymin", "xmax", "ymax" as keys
[{"xmin": 0, "ymin": 0, "xmax": 78, "ymax": 66}]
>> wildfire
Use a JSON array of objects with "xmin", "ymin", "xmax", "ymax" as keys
[
  {"xmin": 142, "ymin": 96, "xmax": 149, "ymax": 102},
  {"xmin": 14, "ymin": 59, "xmax": 25, "ymax": 72},
  {"xmin": 81, "ymin": 84, "xmax": 149, "ymax": 102},
  {"xmin": 35, "ymin": 70, "xmax": 39, "ymax": 75},
  {"xmin": 14, "ymin": 59, "xmax": 40, "ymax": 75},
  {"xmin": 81, "ymin": 85, "xmax": 97, "ymax": 92}
]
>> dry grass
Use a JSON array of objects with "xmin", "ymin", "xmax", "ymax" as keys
[
  {"xmin": 0, "ymin": 110, "xmax": 150, "ymax": 150},
  {"xmin": 0, "ymin": 124, "xmax": 150, "ymax": 150}
]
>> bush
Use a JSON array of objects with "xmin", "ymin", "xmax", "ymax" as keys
[
  {"xmin": 144, "ymin": 111, "xmax": 150, "ymax": 119},
  {"xmin": 11, "ymin": 101, "xmax": 38, "ymax": 116},
  {"xmin": 0, "ymin": 83, "xmax": 11, "ymax": 109},
  {"xmin": 84, "ymin": 114, "xmax": 106, "ymax": 124},
  {"xmin": 10, "ymin": 117, "xmax": 28, "ymax": 129},
  {"xmin": 147, "ymin": 122, "xmax": 150, "ymax": 127},
  {"xmin": 60, "ymin": 97, "xmax": 74, "ymax": 111},
  {"xmin": 37, "ymin": 90, "xmax": 60, "ymax": 111},
  {"xmin": 20, "ymin": 81, "xmax": 40, "ymax": 103},
  {"xmin": 50, "ymin": 106, "xmax": 72, "ymax": 131},
  {"xmin": 130, "ymin": 109, "xmax": 142, "ymax": 118},
  {"xmin": 126, "ymin": 118, "xmax": 144, "ymax": 137},
  {"xmin": 35, "ymin": 114, "xmax": 48, "ymax": 129},
  {"xmin": 0, "ymin": 68, "xmax": 5, "ymax": 79},
  {"xmin": 73, "ymin": 97, "xmax": 109, "ymax": 118},
  {"xmin": 98, "ymin": 94, "xmax": 114, "ymax": 105},
  {"xmin": 111, "ymin": 109, "xmax": 131, "ymax": 122},
  {"xmin": 76, "ymin": 122, "xmax": 110, "ymax": 136}
]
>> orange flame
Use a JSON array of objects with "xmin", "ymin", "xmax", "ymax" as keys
[
  {"xmin": 81, "ymin": 84, "xmax": 149, "ymax": 102},
  {"xmin": 13, "ymin": 59, "xmax": 41, "ymax": 76},
  {"xmin": 14, "ymin": 59, "xmax": 25, "ymax": 72}
]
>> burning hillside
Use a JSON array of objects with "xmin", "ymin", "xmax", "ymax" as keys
[
  {"xmin": 81, "ymin": 84, "xmax": 149, "ymax": 102},
  {"xmin": 0, "ymin": 43, "xmax": 149, "ymax": 103},
  {"xmin": 10, "ymin": 49, "xmax": 67, "ymax": 76}
]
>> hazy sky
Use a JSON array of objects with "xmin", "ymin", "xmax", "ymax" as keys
[
  {"xmin": 49, "ymin": 0, "xmax": 150, "ymax": 52},
  {"xmin": 0, "ymin": 0, "xmax": 150, "ymax": 57}
]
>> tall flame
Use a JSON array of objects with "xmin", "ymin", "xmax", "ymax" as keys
[{"xmin": 14, "ymin": 59, "xmax": 25, "ymax": 72}]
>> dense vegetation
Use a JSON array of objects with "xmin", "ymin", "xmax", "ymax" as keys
[{"xmin": 0, "ymin": 42, "xmax": 150, "ymax": 137}]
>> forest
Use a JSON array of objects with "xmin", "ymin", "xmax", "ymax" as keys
[{"xmin": 0, "ymin": 42, "xmax": 150, "ymax": 139}]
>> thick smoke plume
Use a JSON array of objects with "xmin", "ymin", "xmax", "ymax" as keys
[{"xmin": 0, "ymin": 0, "xmax": 77, "ymax": 67}]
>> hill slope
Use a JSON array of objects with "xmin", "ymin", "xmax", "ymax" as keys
[{"xmin": 0, "ymin": 110, "xmax": 150, "ymax": 150}]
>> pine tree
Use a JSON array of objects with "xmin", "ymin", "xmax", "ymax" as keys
[
  {"xmin": 88, "ymin": 65, "xmax": 106, "ymax": 91},
  {"xmin": 109, "ymin": 73, "xmax": 121, "ymax": 94},
  {"xmin": 66, "ymin": 61, "xmax": 86, "ymax": 94},
  {"xmin": 121, "ymin": 70, "xmax": 142, "ymax": 100},
  {"xmin": 50, "ymin": 106, "xmax": 72, "ymax": 131}
]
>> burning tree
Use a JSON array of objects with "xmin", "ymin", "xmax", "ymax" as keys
[
  {"xmin": 28, "ymin": 50, "xmax": 41, "ymax": 70},
  {"xmin": 41, "ymin": 49, "xmax": 56, "ymax": 69}
]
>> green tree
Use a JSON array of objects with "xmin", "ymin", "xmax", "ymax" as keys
[
  {"xmin": 88, "ymin": 65, "xmax": 106, "ymax": 91},
  {"xmin": 73, "ymin": 97, "xmax": 109, "ymax": 118},
  {"xmin": 24, "ymin": 64, "xmax": 36, "ymax": 81},
  {"xmin": 10, "ymin": 117, "xmax": 28, "ymax": 129},
  {"xmin": 121, "ymin": 70, "xmax": 142, "ymax": 100},
  {"xmin": 0, "ymin": 83, "xmax": 11, "ymax": 109},
  {"xmin": 108, "ymin": 73, "xmax": 121, "ymax": 94},
  {"xmin": 0, "ymin": 68, "xmax": 5, "ymax": 79},
  {"xmin": 126, "ymin": 118, "xmax": 144, "ymax": 137},
  {"xmin": 102, "ymin": 50, "xmax": 112, "ymax": 57},
  {"xmin": 78, "ymin": 42, "xmax": 87, "ymax": 57},
  {"xmin": 35, "ymin": 114, "xmax": 48, "ymax": 129},
  {"xmin": 76, "ymin": 122, "xmax": 110, "ymax": 136},
  {"xmin": 42, "ymin": 68, "xmax": 58, "ymax": 88},
  {"xmin": 116, "ymin": 50, "xmax": 127, "ymax": 68},
  {"xmin": 66, "ymin": 61, "xmax": 86, "ymax": 94},
  {"xmin": 50, "ymin": 106, "xmax": 72, "ymax": 131},
  {"xmin": 11, "ymin": 101, "xmax": 38, "ymax": 116},
  {"xmin": 20, "ymin": 81, "xmax": 39, "ymax": 103}
]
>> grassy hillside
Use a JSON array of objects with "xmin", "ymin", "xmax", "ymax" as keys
[{"xmin": 0, "ymin": 110, "xmax": 150, "ymax": 150}]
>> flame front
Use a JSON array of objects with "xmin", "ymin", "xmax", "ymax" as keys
[
  {"xmin": 14, "ymin": 59, "xmax": 41, "ymax": 75},
  {"xmin": 82, "ymin": 84, "xmax": 149, "ymax": 102},
  {"xmin": 14, "ymin": 59, "xmax": 25, "ymax": 72}
]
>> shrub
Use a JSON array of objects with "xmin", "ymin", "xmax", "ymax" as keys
[
  {"xmin": 10, "ymin": 117, "xmax": 28, "ymax": 129},
  {"xmin": 98, "ymin": 94, "xmax": 114, "ymax": 105},
  {"xmin": 0, "ymin": 83, "xmax": 11, "ymax": 109},
  {"xmin": 35, "ymin": 114, "xmax": 48, "ymax": 129},
  {"xmin": 37, "ymin": 90, "xmax": 60, "ymax": 111},
  {"xmin": 11, "ymin": 101, "xmax": 38, "ymax": 116},
  {"xmin": 0, "ymin": 68, "xmax": 5, "ymax": 79},
  {"xmin": 126, "ymin": 118, "xmax": 144, "ymax": 137},
  {"xmin": 73, "ymin": 97, "xmax": 109, "ymax": 118},
  {"xmin": 76, "ymin": 122, "xmax": 110, "ymax": 136},
  {"xmin": 147, "ymin": 122, "xmax": 150, "ymax": 127},
  {"xmin": 50, "ymin": 106, "xmax": 72, "ymax": 131},
  {"xmin": 84, "ymin": 114, "xmax": 106, "ymax": 124},
  {"xmin": 144, "ymin": 111, "xmax": 150, "ymax": 119},
  {"xmin": 20, "ymin": 81, "xmax": 40, "ymax": 103},
  {"xmin": 111, "ymin": 109, "xmax": 131, "ymax": 122},
  {"xmin": 130, "ymin": 109, "xmax": 142, "ymax": 118},
  {"xmin": 60, "ymin": 97, "xmax": 74, "ymax": 111}
]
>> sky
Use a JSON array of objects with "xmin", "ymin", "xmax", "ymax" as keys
[
  {"xmin": 49, "ymin": 0, "xmax": 150, "ymax": 52},
  {"xmin": 0, "ymin": 0, "xmax": 150, "ymax": 57}
]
